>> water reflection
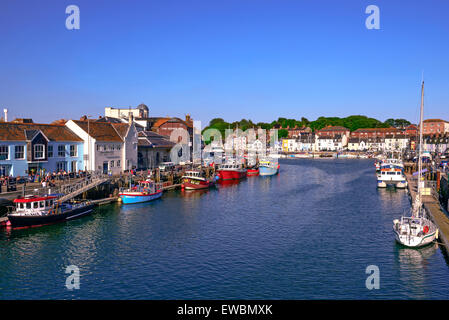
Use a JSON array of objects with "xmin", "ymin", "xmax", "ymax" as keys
[{"xmin": 395, "ymin": 243, "xmax": 439, "ymax": 299}]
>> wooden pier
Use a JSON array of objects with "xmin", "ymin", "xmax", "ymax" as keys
[{"xmin": 405, "ymin": 172, "xmax": 449, "ymax": 250}]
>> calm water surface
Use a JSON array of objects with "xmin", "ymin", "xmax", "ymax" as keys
[{"xmin": 1, "ymin": 159, "xmax": 449, "ymax": 299}]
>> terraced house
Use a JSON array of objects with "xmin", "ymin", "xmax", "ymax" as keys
[{"xmin": 0, "ymin": 122, "xmax": 84, "ymax": 177}]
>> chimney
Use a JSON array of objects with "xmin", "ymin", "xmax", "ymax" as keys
[
  {"xmin": 3, "ymin": 108, "xmax": 7, "ymax": 122},
  {"xmin": 129, "ymin": 112, "xmax": 134, "ymax": 125}
]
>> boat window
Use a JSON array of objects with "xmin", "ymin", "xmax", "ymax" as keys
[
  {"xmin": 46, "ymin": 200, "xmax": 50, "ymax": 207},
  {"xmin": 50, "ymin": 200, "xmax": 53, "ymax": 206},
  {"xmin": 18, "ymin": 203, "xmax": 24, "ymax": 210},
  {"xmin": 33, "ymin": 202, "xmax": 38, "ymax": 209},
  {"xmin": 26, "ymin": 203, "xmax": 31, "ymax": 209},
  {"xmin": 40, "ymin": 201, "xmax": 45, "ymax": 208}
]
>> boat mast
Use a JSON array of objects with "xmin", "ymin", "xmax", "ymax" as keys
[{"xmin": 416, "ymin": 80, "xmax": 425, "ymax": 217}]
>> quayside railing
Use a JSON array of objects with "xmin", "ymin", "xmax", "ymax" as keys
[{"xmin": 57, "ymin": 172, "xmax": 110, "ymax": 203}]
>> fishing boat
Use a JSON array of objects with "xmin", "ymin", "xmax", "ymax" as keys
[
  {"xmin": 7, "ymin": 195, "xmax": 94, "ymax": 229},
  {"xmin": 259, "ymin": 159, "xmax": 280, "ymax": 176},
  {"xmin": 181, "ymin": 170, "xmax": 215, "ymax": 190},
  {"xmin": 119, "ymin": 180, "xmax": 163, "ymax": 204},
  {"xmin": 393, "ymin": 80, "xmax": 439, "ymax": 248},
  {"xmin": 216, "ymin": 161, "xmax": 247, "ymax": 180},
  {"xmin": 247, "ymin": 164, "xmax": 259, "ymax": 176}
]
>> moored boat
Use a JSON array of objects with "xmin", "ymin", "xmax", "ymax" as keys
[
  {"xmin": 119, "ymin": 180, "xmax": 163, "ymax": 204},
  {"xmin": 247, "ymin": 164, "xmax": 259, "ymax": 176},
  {"xmin": 181, "ymin": 170, "xmax": 215, "ymax": 190},
  {"xmin": 393, "ymin": 80, "xmax": 438, "ymax": 248},
  {"xmin": 259, "ymin": 159, "xmax": 279, "ymax": 176},
  {"xmin": 216, "ymin": 162, "xmax": 247, "ymax": 180},
  {"xmin": 377, "ymin": 165, "xmax": 407, "ymax": 188},
  {"xmin": 7, "ymin": 195, "xmax": 94, "ymax": 229}
]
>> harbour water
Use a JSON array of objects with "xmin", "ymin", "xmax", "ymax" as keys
[{"xmin": 1, "ymin": 159, "xmax": 449, "ymax": 299}]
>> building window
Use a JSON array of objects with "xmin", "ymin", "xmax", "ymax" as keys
[
  {"xmin": 110, "ymin": 160, "xmax": 114, "ymax": 167},
  {"xmin": 58, "ymin": 145, "xmax": 65, "ymax": 157},
  {"xmin": 0, "ymin": 145, "xmax": 8, "ymax": 160},
  {"xmin": 56, "ymin": 161, "xmax": 66, "ymax": 171},
  {"xmin": 15, "ymin": 145, "xmax": 24, "ymax": 159},
  {"xmin": 117, "ymin": 160, "xmax": 121, "ymax": 167},
  {"xmin": 117, "ymin": 145, "xmax": 121, "ymax": 151},
  {"xmin": 34, "ymin": 144, "xmax": 45, "ymax": 159},
  {"xmin": 97, "ymin": 145, "xmax": 100, "ymax": 151},
  {"xmin": 48, "ymin": 145, "xmax": 53, "ymax": 157},
  {"xmin": 70, "ymin": 145, "xmax": 77, "ymax": 157}
]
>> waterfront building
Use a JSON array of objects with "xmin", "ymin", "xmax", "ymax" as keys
[
  {"xmin": 0, "ymin": 122, "xmax": 84, "ymax": 177},
  {"xmin": 296, "ymin": 133, "xmax": 316, "ymax": 151},
  {"xmin": 348, "ymin": 138, "xmax": 361, "ymax": 151},
  {"xmin": 66, "ymin": 118, "xmax": 137, "ymax": 174},
  {"xmin": 423, "ymin": 119, "xmax": 449, "ymax": 135},
  {"xmin": 137, "ymin": 131, "xmax": 175, "ymax": 169},
  {"xmin": 350, "ymin": 127, "xmax": 402, "ymax": 138},
  {"xmin": 384, "ymin": 134, "xmax": 409, "ymax": 152},
  {"xmin": 281, "ymin": 139, "xmax": 297, "ymax": 152},
  {"xmin": 316, "ymin": 126, "xmax": 350, "ymax": 139},
  {"xmin": 316, "ymin": 134, "xmax": 346, "ymax": 151}
]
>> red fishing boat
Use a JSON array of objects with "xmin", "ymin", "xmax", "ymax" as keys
[
  {"xmin": 181, "ymin": 171, "xmax": 215, "ymax": 190},
  {"xmin": 247, "ymin": 165, "xmax": 259, "ymax": 176},
  {"xmin": 216, "ymin": 163, "xmax": 247, "ymax": 180}
]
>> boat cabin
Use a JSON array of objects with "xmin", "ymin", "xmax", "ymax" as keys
[
  {"xmin": 218, "ymin": 164, "xmax": 241, "ymax": 170},
  {"xmin": 184, "ymin": 171, "xmax": 202, "ymax": 178},
  {"xmin": 13, "ymin": 195, "xmax": 57, "ymax": 215}
]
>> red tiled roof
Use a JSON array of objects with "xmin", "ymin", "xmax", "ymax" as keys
[
  {"xmin": 318, "ymin": 126, "xmax": 349, "ymax": 131},
  {"xmin": 72, "ymin": 120, "xmax": 123, "ymax": 142},
  {"xmin": 352, "ymin": 127, "xmax": 398, "ymax": 132},
  {"xmin": 0, "ymin": 123, "xmax": 82, "ymax": 142},
  {"xmin": 111, "ymin": 123, "xmax": 130, "ymax": 139}
]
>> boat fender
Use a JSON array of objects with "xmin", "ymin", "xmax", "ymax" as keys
[
  {"xmin": 423, "ymin": 226, "xmax": 429, "ymax": 234},
  {"xmin": 435, "ymin": 229, "xmax": 439, "ymax": 240}
]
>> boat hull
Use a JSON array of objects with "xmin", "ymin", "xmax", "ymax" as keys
[
  {"xmin": 7, "ymin": 204, "xmax": 95, "ymax": 229},
  {"xmin": 119, "ymin": 191, "xmax": 163, "ymax": 204},
  {"xmin": 393, "ymin": 229, "xmax": 438, "ymax": 248},
  {"xmin": 247, "ymin": 169, "xmax": 259, "ymax": 176},
  {"xmin": 259, "ymin": 165, "xmax": 279, "ymax": 176},
  {"xmin": 217, "ymin": 170, "xmax": 247, "ymax": 180},
  {"xmin": 377, "ymin": 180, "xmax": 407, "ymax": 188},
  {"xmin": 182, "ymin": 178, "xmax": 213, "ymax": 190}
]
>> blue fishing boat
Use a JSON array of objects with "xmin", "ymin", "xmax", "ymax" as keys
[
  {"xmin": 119, "ymin": 180, "xmax": 163, "ymax": 204},
  {"xmin": 259, "ymin": 159, "xmax": 280, "ymax": 176}
]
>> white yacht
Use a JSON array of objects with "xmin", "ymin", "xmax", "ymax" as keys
[{"xmin": 393, "ymin": 80, "xmax": 438, "ymax": 248}]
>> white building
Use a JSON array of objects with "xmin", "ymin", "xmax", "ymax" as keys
[
  {"xmin": 384, "ymin": 135, "xmax": 409, "ymax": 152},
  {"xmin": 316, "ymin": 134, "xmax": 346, "ymax": 151},
  {"xmin": 66, "ymin": 118, "xmax": 138, "ymax": 174}
]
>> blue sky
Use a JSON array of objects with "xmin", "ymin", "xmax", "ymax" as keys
[{"xmin": 1, "ymin": 0, "xmax": 448, "ymax": 127}]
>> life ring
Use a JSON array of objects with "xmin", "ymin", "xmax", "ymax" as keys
[{"xmin": 423, "ymin": 225, "xmax": 429, "ymax": 234}]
